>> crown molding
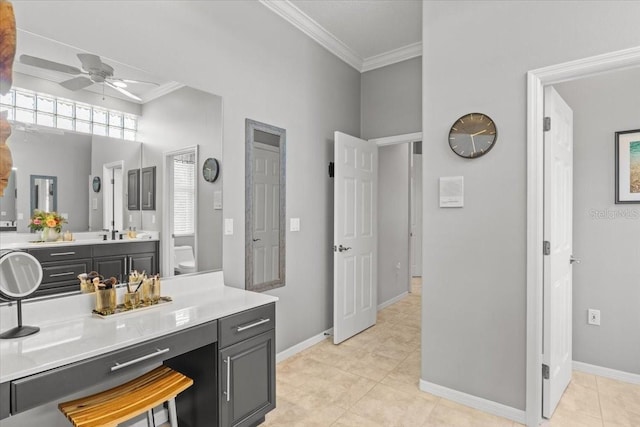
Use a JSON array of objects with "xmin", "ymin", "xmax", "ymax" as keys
[
  {"xmin": 361, "ymin": 41, "xmax": 422, "ymax": 72},
  {"xmin": 260, "ymin": 0, "xmax": 363, "ymax": 71},
  {"xmin": 141, "ymin": 81, "xmax": 185, "ymax": 104}
]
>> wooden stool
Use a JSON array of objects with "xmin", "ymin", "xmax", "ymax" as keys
[{"xmin": 59, "ymin": 366, "xmax": 193, "ymax": 427}]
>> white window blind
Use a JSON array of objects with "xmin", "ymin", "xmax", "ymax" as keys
[{"xmin": 173, "ymin": 154, "xmax": 195, "ymax": 235}]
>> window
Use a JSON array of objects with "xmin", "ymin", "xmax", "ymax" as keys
[
  {"xmin": 173, "ymin": 153, "xmax": 196, "ymax": 236},
  {"xmin": 0, "ymin": 88, "xmax": 138, "ymax": 141}
]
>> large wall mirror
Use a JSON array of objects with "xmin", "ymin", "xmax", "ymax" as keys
[
  {"xmin": 245, "ymin": 119, "xmax": 286, "ymax": 292},
  {"xmin": 0, "ymin": 26, "xmax": 223, "ymax": 298}
]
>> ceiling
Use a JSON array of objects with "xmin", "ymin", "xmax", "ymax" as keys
[
  {"xmin": 14, "ymin": 30, "xmax": 179, "ymax": 104},
  {"xmin": 261, "ymin": 0, "xmax": 422, "ymax": 72}
]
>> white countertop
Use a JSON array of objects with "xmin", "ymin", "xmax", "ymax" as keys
[
  {"xmin": 0, "ymin": 231, "xmax": 159, "ymax": 250},
  {"xmin": 0, "ymin": 272, "xmax": 278, "ymax": 383}
]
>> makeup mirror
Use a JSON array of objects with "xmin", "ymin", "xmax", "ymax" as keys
[{"xmin": 0, "ymin": 250, "xmax": 43, "ymax": 338}]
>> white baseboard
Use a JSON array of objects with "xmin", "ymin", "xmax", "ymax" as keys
[
  {"xmin": 377, "ymin": 291, "xmax": 408, "ymax": 311},
  {"xmin": 573, "ymin": 361, "xmax": 640, "ymax": 385},
  {"xmin": 276, "ymin": 328, "xmax": 333, "ymax": 364},
  {"xmin": 419, "ymin": 379, "xmax": 526, "ymax": 424}
]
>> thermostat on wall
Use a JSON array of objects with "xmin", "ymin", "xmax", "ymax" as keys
[{"xmin": 439, "ymin": 176, "xmax": 464, "ymax": 208}]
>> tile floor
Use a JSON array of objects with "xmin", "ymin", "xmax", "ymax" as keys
[{"xmin": 264, "ymin": 278, "xmax": 640, "ymax": 426}]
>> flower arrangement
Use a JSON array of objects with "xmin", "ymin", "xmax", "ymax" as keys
[{"xmin": 28, "ymin": 210, "xmax": 66, "ymax": 232}]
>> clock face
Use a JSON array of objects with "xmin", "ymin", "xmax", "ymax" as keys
[
  {"xmin": 203, "ymin": 158, "xmax": 220, "ymax": 182},
  {"xmin": 448, "ymin": 113, "xmax": 497, "ymax": 159}
]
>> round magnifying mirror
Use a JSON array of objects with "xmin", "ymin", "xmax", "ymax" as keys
[{"xmin": 0, "ymin": 251, "xmax": 43, "ymax": 339}]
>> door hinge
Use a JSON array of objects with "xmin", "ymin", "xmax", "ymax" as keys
[
  {"xmin": 328, "ymin": 162, "xmax": 334, "ymax": 178},
  {"xmin": 111, "ymin": 178, "xmax": 115, "ymax": 184},
  {"xmin": 544, "ymin": 117, "xmax": 551, "ymax": 132},
  {"xmin": 542, "ymin": 364, "xmax": 550, "ymax": 380},
  {"xmin": 543, "ymin": 241, "xmax": 551, "ymax": 256}
]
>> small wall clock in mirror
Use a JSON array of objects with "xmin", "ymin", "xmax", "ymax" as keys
[
  {"xmin": 448, "ymin": 113, "xmax": 497, "ymax": 159},
  {"xmin": 203, "ymin": 157, "xmax": 220, "ymax": 183}
]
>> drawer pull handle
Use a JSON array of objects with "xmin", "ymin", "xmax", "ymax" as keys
[
  {"xmin": 49, "ymin": 271, "xmax": 75, "ymax": 278},
  {"xmin": 223, "ymin": 356, "xmax": 231, "ymax": 402},
  {"xmin": 110, "ymin": 348, "xmax": 170, "ymax": 372},
  {"xmin": 236, "ymin": 318, "xmax": 270, "ymax": 332},
  {"xmin": 50, "ymin": 252, "xmax": 76, "ymax": 257}
]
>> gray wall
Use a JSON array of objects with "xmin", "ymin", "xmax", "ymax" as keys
[
  {"xmin": 421, "ymin": 0, "xmax": 640, "ymax": 411},
  {"xmin": 14, "ymin": 1, "xmax": 360, "ymax": 354},
  {"xmin": 138, "ymin": 86, "xmax": 224, "ymax": 273},
  {"xmin": 361, "ymin": 57, "xmax": 421, "ymax": 139},
  {"xmin": 377, "ymin": 143, "xmax": 410, "ymax": 304},
  {"xmin": 9, "ymin": 130, "xmax": 91, "ymax": 232},
  {"xmin": 554, "ymin": 68, "xmax": 640, "ymax": 375}
]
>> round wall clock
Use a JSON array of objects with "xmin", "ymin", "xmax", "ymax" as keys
[
  {"xmin": 448, "ymin": 113, "xmax": 497, "ymax": 159},
  {"xmin": 92, "ymin": 176, "xmax": 101, "ymax": 192},
  {"xmin": 203, "ymin": 158, "xmax": 220, "ymax": 182}
]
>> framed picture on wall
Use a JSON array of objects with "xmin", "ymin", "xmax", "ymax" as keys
[{"xmin": 615, "ymin": 129, "xmax": 640, "ymax": 204}]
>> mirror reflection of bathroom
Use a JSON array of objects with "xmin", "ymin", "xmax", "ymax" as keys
[
  {"xmin": 30, "ymin": 174, "xmax": 56, "ymax": 213},
  {"xmin": 165, "ymin": 147, "xmax": 198, "ymax": 276},
  {"xmin": 0, "ymin": 169, "xmax": 17, "ymax": 231}
]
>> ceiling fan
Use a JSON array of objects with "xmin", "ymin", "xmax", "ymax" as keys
[{"xmin": 19, "ymin": 53, "xmax": 159, "ymax": 102}]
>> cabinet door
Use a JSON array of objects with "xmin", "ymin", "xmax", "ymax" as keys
[
  {"xmin": 141, "ymin": 166, "xmax": 156, "ymax": 210},
  {"xmin": 130, "ymin": 252, "xmax": 157, "ymax": 275},
  {"xmin": 93, "ymin": 255, "xmax": 126, "ymax": 281},
  {"xmin": 127, "ymin": 169, "xmax": 140, "ymax": 210},
  {"xmin": 219, "ymin": 330, "xmax": 275, "ymax": 427}
]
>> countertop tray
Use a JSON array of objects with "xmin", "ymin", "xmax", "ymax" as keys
[{"xmin": 92, "ymin": 296, "xmax": 173, "ymax": 319}]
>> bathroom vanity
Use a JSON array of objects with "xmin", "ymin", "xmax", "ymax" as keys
[
  {"xmin": 0, "ymin": 272, "xmax": 277, "ymax": 427},
  {"xmin": 0, "ymin": 237, "xmax": 160, "ymax": 298}
]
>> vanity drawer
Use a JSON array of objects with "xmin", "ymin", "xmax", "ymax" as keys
[
  {"xmin": 10, "ymin": 320, "xmax": 217, "ymax": 415},
  {"xmin": 28, "ymin": 245, "xmax": 92, "ymax": 263},
  {"xmin": 218, "ymin": 303, "xmax": 275, "ymax": 348},
  {"xmin": 34, "ymin": 280, "xmax": 81, "ymax": 297},
  {"xmin": 92, "ymin": 241, "xmax": 157, "ymax": 257},
  {"xmin": 41, "ymin": 259, "xmax": 91, "ymax": 283}
]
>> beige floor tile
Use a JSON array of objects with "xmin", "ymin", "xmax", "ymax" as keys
[
  {"xmin": 350, "ymin": 383, "xmax": 437, "ymax": 427},
  {"xmin": 344, "ymin": 349, "xmax": 403, "ymax": 381},
  {"xmin": 263, "ymin": 393, "xmax": 346, "ymax": 427},
  {"xmin": 331, "ymin": 410, "xmax": 387, "ymax": 427},
  {"xmin": 424, "ymin": 398, "xmax": 513, "ymax": 427},
  {"xmin": 555, "ymin": 379, "xmax": 602, "ymax": 419},
  {"xmin": 548, "ymin": 407, "xmax": 603, "ymax": 427},
  {"xmin": 571, "ymin": 370, "xmax": 598, "ymax": 390}
]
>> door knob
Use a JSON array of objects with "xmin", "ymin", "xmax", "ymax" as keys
[
  {"xmin": 253, "ymin": 238, "xmax": 261, "ymax": 242},
  {"xmin": 570, "ymin": 255, "xmax": 581, "ymax": 265},
  {"xmin": 337, "ymin": 245, "xmax": 351, "ymax": 252}
]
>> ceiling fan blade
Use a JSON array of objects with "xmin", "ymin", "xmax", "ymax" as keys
[
  {"xmin": 77, "ymin": 53, "xmax": 103, "ymax": 70},
  {"xmin": 60, "ymin": 76, "xmax": 93, "ymax": 91},
  {"xmin": 112, "ymin": 77, "xmax": 160, "ymax": 86},
  {"xmin": 105, "ymin": 81, "xmax": 142, "ymax": 102},
  {"xmin": 20, "ymin": 54, "xmax": 82, "ymax": 75}
]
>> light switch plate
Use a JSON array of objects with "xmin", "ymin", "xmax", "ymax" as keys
[
  {"xmin": 92, "ymin": 198, "xmax": 98, "ymax": 210},
  {"xmin": 225, "ymin": 218, "xmax": 234, "ymax": 235},
  {"xmin": 213, "ymin": 191, "xmax": 223, "ymax": 210},
  {"xmin": 290, "ymin": 218, "xmax": 300, "ymax": 232},
  {"xmin": 17, "ymin": 213, "xmax": 23, "ymax": 220}
]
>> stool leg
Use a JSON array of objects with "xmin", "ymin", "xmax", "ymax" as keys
[
  {"xmin": 168, "ymin": 398, "xmax": 178, "ymax": 427},
  {"xmin": 146, "ymin": 409, "xmax": 155, "ymax": 427}
]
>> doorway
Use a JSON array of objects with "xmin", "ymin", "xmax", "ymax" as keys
[
  {"xmin": 102, "ymin": 161, "xmax": 123, "ymax": 233},
  {"xmin": 162, "ymin": 146, "xmax": 198, "ymax": 277},
  {"xmin": 526, "ymin": 46, "xmax": 640, "ymax": 427}
]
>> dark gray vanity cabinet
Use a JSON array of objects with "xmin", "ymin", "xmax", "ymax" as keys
[
  {"xmin": 26, "ymin": 241, "xmax": 159, "ymax": 297},
  {"xmin": 93, "ymin": 241, "xmax": 159, "ymax": 281},
  {"xmin": 27, "ymin": 246, "xmax": 92, "ymax": 297},
  {"xmin": 218, "ymin": 303, "xmax": 276, "ymax": 427}
]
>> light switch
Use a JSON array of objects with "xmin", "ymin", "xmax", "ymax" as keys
[
  {"xmin": 152, "ymin": 215, "xmax": 156, "ymax": 224},
  {"xmin": 213, "ymin": 191, "xmax": 222, "ymax": 210},
  {"xmin": 225, "ymin": 218, "xmax": 234, "ymax": 235},
  {"xmin": 290, "ymin": 218, "xmax": 300, "ymax": 232},
  {"xmin": 17, "ymin": 213, "xmax": 23, "ymax": 220},
  {"xmin": 92, "ymin": 198, "xmax": 98, "ymax": 210},
  {"xmin": 1, "ymin": 211, "xmax": 5, "ymax": 217}
]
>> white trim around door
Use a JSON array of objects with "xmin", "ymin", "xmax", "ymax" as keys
[{"xmin": 526, "ymin": 45, "xmax": 640, "ymax": 427}]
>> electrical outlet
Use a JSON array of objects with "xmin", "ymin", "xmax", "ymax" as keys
[{"xmin": 588, "ymin": 309, "xmax": 601, "ymax": 326}]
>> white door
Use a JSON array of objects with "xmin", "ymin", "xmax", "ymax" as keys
[
  {"xmin": 543, "ymin": 86, "xmax": 574, "ymax": 418},
  {"xmin": 333, "ymin": 131, "xmax": 378, "ymax": 344},
  {"xmin": 411, "ymin": 152, "xmax": 423, "ymax": 277},
  {"xmin": 253, "ymin": 145, "xmax": 280, "ymax": 284}
]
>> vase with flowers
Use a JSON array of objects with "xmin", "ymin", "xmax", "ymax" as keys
[{"xmin": 29, "ymin": 210, "xmax": 67, "ymax": 242}]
